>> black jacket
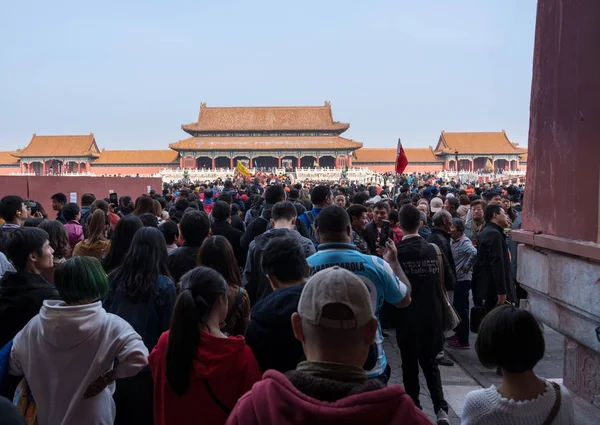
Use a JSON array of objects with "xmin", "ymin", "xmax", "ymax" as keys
[
  {"xmin": 472, "ymin": 223, "xmax": 517, "ymax": 304},
  {"xmin": 245, "ymin": 283, "xmax": 306, "ymax": 373},
  {"xmin": 394, "ymin": 236, "xmax": 445, "ymax": 355},
  {"xmin": 243, "ymin": 228, "xmax": 316, "ymax": 305},
  {"xmin": 230, "ymin": 213, "xmax": 245, "ymax": 233},
  {"xmin": 363, "ymin": 222, "xmax": 380, "ymax": 256},
  {"xmin": 211, "ymin": 220, "xmax": 246, "ymax": 268},
  {"xmin": 241, "ymin": 204, "xmax": 309, "ymax": 252},
  {"xmin": 426, "ymin": 228, "xmax": 457, "ymax": 290},
  {"xmin": 167, "ymin": 245, "xmax": 201, "ymax": 284},
  {"xmin": 0, "ymin": 271, "xmax": 59, "ymax": 348}
]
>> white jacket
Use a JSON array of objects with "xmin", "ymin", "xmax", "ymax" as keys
[{"xmin": 10, "ymin": 300, "xmax": 149, "ymax": 425}]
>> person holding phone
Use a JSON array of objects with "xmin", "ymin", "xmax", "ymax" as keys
[{"xmin": 364, "ymin": 201, "xmax": 390, "ymax": 256}]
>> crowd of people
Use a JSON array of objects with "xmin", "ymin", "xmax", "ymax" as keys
[{"xmin": 0, "ymin": 174, "xmax": 575, "ymax": 425}]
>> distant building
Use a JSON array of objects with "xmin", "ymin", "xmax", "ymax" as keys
[
  {"xmin": 354, "ymin": 131, "xmax": 527, "ymax": 173},
  {"xmin": 0, "ymin": 104, "xmax": 527, "ymax": 175}
]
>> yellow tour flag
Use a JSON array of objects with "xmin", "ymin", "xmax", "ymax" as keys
[{"xmin": 236, "ymin": 160, "xmax": 251, "ymax": 177}]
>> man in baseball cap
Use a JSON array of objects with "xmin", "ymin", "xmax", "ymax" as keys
[
  {"xmin": 227, "ymin": 266, "xmax": 430, "ymax": 425},
  {"xmin": 430, "ymin": 197, "xmax": 444, "ymax": 214}
]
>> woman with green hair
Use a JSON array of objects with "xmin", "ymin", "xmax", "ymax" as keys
[{"xmin": 8, "ymin": 256, "xmax": 148, "ymax": 425}]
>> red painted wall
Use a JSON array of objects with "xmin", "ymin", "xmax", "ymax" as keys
[
  {"xmin": 90, "ymin": 165, "xmax": 170, "ymax": 175},
  {"xmin": 0, "ymin": 176, "xmax": 163, "ymax": 217},
  {"xmin": 523, "ymin": 0, "xmax": 600, "ymax": 242},
  {"xmin": 0, "ymin": 166, "xmax": 20, "ymax": 176}
]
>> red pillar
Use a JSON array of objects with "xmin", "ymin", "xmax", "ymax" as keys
[
  {"xmin": 85, "ymin": 161, "xmax": 90, "ymax": 173},
  {"xmin": 335, "ymin": 157, "xmax": 339, "ymax": 168},
  {"xmin": 211, "ymin": 157, "xmax": 216, "ymax": 169},
  {"xmin": 297, "ymin": 157, "xmax": 301, "ymax": 167},
  {"xmin": 348, "ymin": 156, "xmax": 352, "ymax": 168},
  {"xmin": 78, "ymin": 162, "xmax": 81, "ymax": 173},
  {"xmin": 278, "ymin": 157, "xmax": 282, "ymax": 168},
  {"xmin": 249, "ymin": 157, "xmax": 253, "ymax": 168},
  {"xmin": 316, "ymin": 156, "xmax": 320, "ymax": 167},
  {"xmin": 230, "ymin": 157, "xmax": 234, "ymax": 169},
  {"xmin": 179, "ymin": 156, "xmax": 185, "ymax": 169}
]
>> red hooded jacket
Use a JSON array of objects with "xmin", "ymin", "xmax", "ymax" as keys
[
  {"xmin": 149, "ymin": 330, "xmax": 262, "ymax": 425},
  {"xmin": 226, "ymin": 369, "xmax": 432, "ymax": 425}
]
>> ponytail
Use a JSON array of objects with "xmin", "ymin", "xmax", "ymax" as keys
[{"xmin": 166, "ymin": 267, "xmax": 227, "ymax": 396}]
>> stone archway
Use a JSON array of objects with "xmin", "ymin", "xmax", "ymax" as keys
[
  {"xmin": 319, "ymin": 155, "xmax": 336, "ymax": 168},
  {"xmin": 281, "ymin": 155, "xmax": 296, "ymax": 170}
]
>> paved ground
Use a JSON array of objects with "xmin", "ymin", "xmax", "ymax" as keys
[
  {"xmin": 385, "ymin": 324, "xmax": 597, "ymax": 424},
  {"xmin": 384, "ymin": 330, "xmax": 477, "ymax": 424}
]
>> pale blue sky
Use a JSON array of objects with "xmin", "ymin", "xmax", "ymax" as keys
[{"xmin": 0, "ymin": 0, "xmax": 537, "ymax": 150}]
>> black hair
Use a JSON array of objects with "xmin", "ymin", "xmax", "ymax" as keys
[
  {"xmin": 159, "ymin": 220, "xmax": 179, "ymax": 246},
  {"xmin": 103, "ymin": 215, "xmax": 143, "ymax": 272},
  {"xmin": 315, "ymin": 205, "xmax": 350, "ymax": 239},
  {"xmin": 108, "ymin": 227, "xmax": 171, "ymax": 301},
  {"xmin": 399, "ymin": 204, "xmax": 421, "ymax": 233},
  {"xmin": 81, "ymin": 193, "xmax": 96, "ymax": 207},
  {"xmin": 484, "ymin": 203, "xmax": 503, "ymax": 223},
  {"xmin": 51, "ymin": 192, "xmax": 67, "ymax": 205},
  {"xmin": 389, "ymin": 210, "xmax": 399, "ymax": 224},
  {"xmin": 211, "ymin": 201, "xmax": 231, "ymax": 221},
  {"xmin": 265, "ymin": 185, "xmax": 285, "ymax": 205},
  {"xmin": 203, "ymin": 190, "xmax": 213, "ymax": 200},
  {"xmin": 23, "ymin": 217, "xmax": 44, "ymax": 227},
  {"xmin": 346, "ymin": 204, "xmax": 368, "ymax": 220},
  {"xmin": 289, "ymin": 188, "xmax": 300, "ymax": 199},
  {"xmin": 352, "ymin": 193, "xmax": 369, "ymax": 205},
  {"xmin": 6, "ymin": 227, "xmax": 48, "ymax": 271},
  {"xmin": 0, "ymin": 196, "xmax": 24, "ymax": 222},
  {"xmin": 311, "ymin": 185, "xmax": 332, "ymax": 205},
  {"xmin": 271, "ymin": 201, "xmax": 297, "ymax": 221},
  {"xmin": 262, "ymin": 237, "xmax": 308, "ymax": 283},
  {"xmin": 197, "ymin": 236, "xmax": 241, "ymax": 287},
  {"xmin": 373, "ymin": 201, "xmax": 389, "ymax": 211},
  {"xmin": 439, "ymin": 187, "xmax": 448, "ymax": 196},
  {"xmin": 38, "ymin": 220, "xmax": 69, "ymax": 259},
  {"xmin": 476, "ymin": 305, "xmax": 545, "ymax": 373},
  {"xmin": 166, "ymin": 267, "xmax": 227, "ymax": 395},
  {"xmin": 482, "ymin": 191, "xmax": 499, "ymax": 202},
  {"xmin": 452, "ymin": 217, "xmax": 465, "ymax": 233},
  {"xmin": 62, "ymin": 202, "xmax": 80, "ymax": 222},
  {"xmin": 175, "ymin": 198, "xmax": 190, "ymax": 211},
  {"xmin": 179, "ymin": 210, "xmax": 210, "ymax": 247},
  {"xmin": 218, "ymin": 193, "xmax": 232, "ymax": 205},
  {"xmin": 224, "ymin": 180, "xmax": 233, "ymax": 189},
  {"xmin": 446, "ymin": 197, "xmax": 460, "ymax": 211},
  {"xmin": 140, "ymin": 213, "xmax": 159, "ymax": 228}
]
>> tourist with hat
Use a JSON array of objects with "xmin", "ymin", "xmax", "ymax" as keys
[{"xmin": 226, "ymin": 266, "xmax": 430, "ymax": 425}]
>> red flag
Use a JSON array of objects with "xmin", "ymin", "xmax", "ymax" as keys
[{"xmin": 395, "ymin": 138, "xmax": 408, "ymax": 174}]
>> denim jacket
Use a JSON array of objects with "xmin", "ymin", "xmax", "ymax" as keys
[{"xmin": 451, "ymin": 236, "xmax": 477, "ymax": 281}]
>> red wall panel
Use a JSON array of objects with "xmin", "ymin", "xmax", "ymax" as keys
[{"xmin": 0, "ymin": 176, "xmax": 163, "ymax": 217}]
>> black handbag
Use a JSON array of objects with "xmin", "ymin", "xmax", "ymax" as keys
[{"xmin": 470, "ymin": 306, "xmax": 486, "ymax": 333}]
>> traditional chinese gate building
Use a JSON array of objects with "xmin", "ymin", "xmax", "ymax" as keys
[
  {"xmin": 14, "ymin": 134, "xmax": 101, "ymax": 174},
  {"xmin": 168, "ymin": 102, "xmax": 363, "ymax": 170}
]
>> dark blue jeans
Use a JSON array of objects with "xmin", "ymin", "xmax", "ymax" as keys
[{"xmin": 453, "ymin": 280, "xmax": 471, "ymax": 344}]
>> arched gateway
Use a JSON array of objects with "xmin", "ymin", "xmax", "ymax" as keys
[{"xmin": 169, "ymin": 102, "xmax": 362, "ymax": 170}]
